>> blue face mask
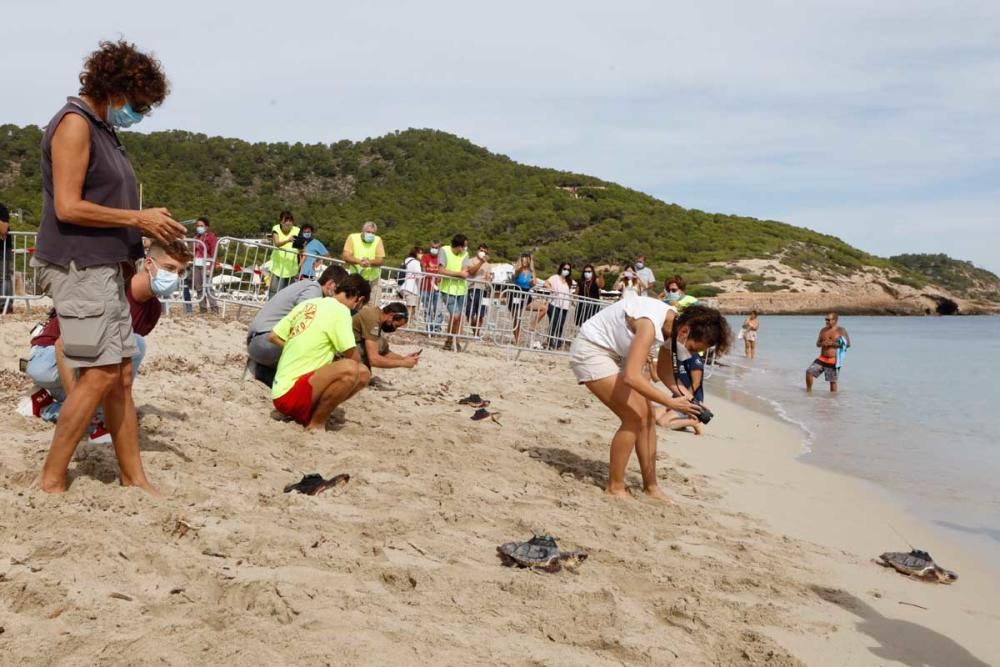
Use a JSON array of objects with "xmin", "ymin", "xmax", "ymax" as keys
[
  {"xmin": 302, "ymin": 232, "xmax": 312, "ymax": 240},
  {"xmin": 107, "ymin": 102, "xmax": 145, "ymax": 129},
  {"xmin": 362, "ymin": 232, "xmax": 376, "ymax": 243},
  {"xmin": 150, "ymin": 264, "xmax": 179, "ymax": 298}
]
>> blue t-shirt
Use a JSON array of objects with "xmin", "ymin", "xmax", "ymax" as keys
[
  {"xmin": 676, "ymin": 353, "xmax": 705, "ymax": 402},
  {"xmin": 299, "ymin": 239, "xmax": 329, "ymax": 278},
  {"xmin": 514, "ymin": 270, "xmax": 534, "ymax": 290}
]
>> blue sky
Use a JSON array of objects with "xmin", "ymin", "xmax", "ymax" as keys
[{"xmin": 3, "ymin": 0, "xmax": 998, "ymax": 272}]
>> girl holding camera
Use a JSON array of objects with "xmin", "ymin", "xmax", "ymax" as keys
[{"xmin": 569, "ymin": 300, "xmax": 731, "ymax": 500}]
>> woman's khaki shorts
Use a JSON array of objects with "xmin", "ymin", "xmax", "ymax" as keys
[
  {"xmin": 35, "ymin": 259, "xmax": 137, "ymax": 369},
  {"xmin": 569, "ymin": 337, "xmax": 622, "ymax": 384}
]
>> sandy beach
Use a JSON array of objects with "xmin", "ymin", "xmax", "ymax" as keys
[{"xmin": 1, "ymin": 311, "xmax": 997, "ymax": 666}]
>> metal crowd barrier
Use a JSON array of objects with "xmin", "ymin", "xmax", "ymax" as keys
[
  {"xmin": 200, "ymin": 238, "xmax": 717, "ymax": 371},
  {"xmin": 373, "ymin": 263, "xmax": 615, "ymax": 357},
  {"xmin": 1, "ymin": 231, "xmax": 44, "ymax": 313},
  {"xmin": 206, "ymin": 237, "xmax": 343, "ymax": 316},
  {"xmin": 374, "ymin": 263, "xmax": 497, "ymax": 349}
]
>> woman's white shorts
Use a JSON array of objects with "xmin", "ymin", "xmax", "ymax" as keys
[{"xmin": 569, "ymin": 337, "xmax": 622, "ymax": 384}]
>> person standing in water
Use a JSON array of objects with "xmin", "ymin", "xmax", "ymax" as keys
[
  {"xmin": 569, "ymin": 299, "xmax": 731, "ymax": 500},
  {"xmin": 806, "ymin": 312, "xmax": 851, "ymax": 393},
  {"xmin": 741, "ymin": 309, "xmax": 760, "ymax": 360}
]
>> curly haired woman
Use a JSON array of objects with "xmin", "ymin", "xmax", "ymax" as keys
[{"xmin": 32, "ymin": 39, "xmax": 186, "ymax": 494}]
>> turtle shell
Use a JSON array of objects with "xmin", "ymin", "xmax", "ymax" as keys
[
  {"xmin": 880, "ymin": 550, "xmax": 934, "ymax": 576},
  {"xmin": 498, "ymin": 535, "xmax": 562, "ymax": 568},
  {"xmin": 879, "ymin": 550, "xmax": 958, "ymax": 583}
]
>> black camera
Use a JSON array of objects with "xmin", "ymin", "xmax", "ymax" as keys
[{"xmin": 695, "ymin": 402, "xmax": 714, "ymax": 425}]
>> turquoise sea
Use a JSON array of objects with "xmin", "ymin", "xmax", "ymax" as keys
[{"xmin": 713, "ymin": 315, "xmax": 1000, "ymax": 560}]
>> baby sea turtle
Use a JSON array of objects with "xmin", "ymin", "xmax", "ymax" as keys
[
  {"xmin": 497, "ymin": 535, "xmax": 588, "ymax": 572},
  {"xmin": 877, "ymin": 549, "xmax": 958, "ymax": 584},
  {"xmin": 284, "ymin": 473, "xmax": 350, "ymax": 496}
]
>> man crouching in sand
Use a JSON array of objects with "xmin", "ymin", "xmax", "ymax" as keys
[{"xmin": 268, "ymin": 274, "xmax": 371, "ymax": 430}]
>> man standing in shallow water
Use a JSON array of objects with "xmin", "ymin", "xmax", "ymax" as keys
[{"xmin": 806, "ymin": 312, "xmax": 851, "ymax": 393}]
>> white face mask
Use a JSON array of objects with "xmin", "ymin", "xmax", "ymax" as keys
[
  {"xmin": 195, "ymin": 225, "xmax": 206, "ymax": 235},
  {"xmin": 583, "ymin": 271, "xmax": 593, "ymax": 280},
  {"xmin": 560, "ymin": 269, "xmax": 570, "ymax": 277},
  {"xmin": 430, "ymin": 248, "xmax": 439, "ymax": 256},
  {"xmin": 478, "ymin": 251, "xmax": 486, "ymax": 259},
  {"xmin": 635, "ymin": 262, "xmax": 645, "ymax": 270}
]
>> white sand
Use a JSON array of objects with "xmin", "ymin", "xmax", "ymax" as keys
[{"xmin": 0, "ymin": 312, "xmax": 996, "ymax": 665}]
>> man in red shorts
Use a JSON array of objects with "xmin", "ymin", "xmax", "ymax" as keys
[{"xmin": 268, "ymin": 274, "xmax": 371, "ymax": 430}]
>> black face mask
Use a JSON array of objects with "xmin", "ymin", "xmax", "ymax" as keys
[
  {"xmin": 381, "ymin": 323, "xmax": 398, "ymax": 333},
  {"xmin": 350, "ymin": 306, "xmax": 361, "ymax": 316}
]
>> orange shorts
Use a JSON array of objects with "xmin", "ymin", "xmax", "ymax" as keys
[{"xmin": 273, "ymin": 372, "xmax": 316, "ymax": 425}]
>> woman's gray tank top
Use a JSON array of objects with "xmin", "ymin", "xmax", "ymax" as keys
[{"xmin": 35, "ymin": 97, "xmax": 143, "ymax": 268}]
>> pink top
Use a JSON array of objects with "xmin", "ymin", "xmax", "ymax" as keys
[{"xmin": 546, "ymin": 274, "xmax": 572, "ymax": 309}]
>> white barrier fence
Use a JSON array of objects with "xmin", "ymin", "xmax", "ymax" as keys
[
  {"xmin": 1, "ymin": 231, "xmax": 44, "ymax": 313},
  {"xmin": 207, "ymin": 237, "xmax": 340, "ymax": 312},
  {"xmin": 1, "ymin": 232, "xmax": 719, "ymax": 371}
]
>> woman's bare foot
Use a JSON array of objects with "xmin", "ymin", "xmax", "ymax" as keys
[
  {"xmin": 692, "ymin": 422, "xmax": 705, "ymax": 436},
  {"xmin": 121, "ymin": 475, "xmax": 161, "ymax": 497},
  {"xmin": 643, "ymin": 485, "xmax": 671, "ymax": 502},
  {"xmin": 34, "ymin": 473, "xmax": 67, "ymax": 494},
  {"xmin": 604, "ymin": 487, "xmax": 632, "ymax": 500}
]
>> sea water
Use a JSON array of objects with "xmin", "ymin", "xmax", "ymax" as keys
[{"xmin": 712, "ymin": 315, "xmax": 1000, "ymax": 559}]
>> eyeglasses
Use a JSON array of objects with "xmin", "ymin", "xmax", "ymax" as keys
[{"xmin": 824, "ymin": 318, "xmax": 834, "ymax": 322}]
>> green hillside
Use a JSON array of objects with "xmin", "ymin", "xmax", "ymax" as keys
[
  {"xmin": 890, "ymin": 254, "xmax": 1000, "ymax": 302},
  {"xmin": 0, "ymin": 124, "xmax": 974, "ymax": 296}
]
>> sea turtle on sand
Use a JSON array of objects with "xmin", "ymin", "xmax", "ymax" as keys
[
  {"xmin": 497, "ymin": 535, "xmax": 588, "ymax": 572},
  {"xmin": 877, "ymin": 549, "xmax": 958, "ymax": 584},
  {"xmin": 283, "ymin": 473, "xmax": 350, "ymax": 496}
]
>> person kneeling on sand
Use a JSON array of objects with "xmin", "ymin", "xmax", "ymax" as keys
[
  {"xmin": 351, "ymin": 302, "xmax": 420, "ymax": 371},
  {"xmin": 656, "ymin": 341, "xmax": 708, "ymax": 435},
  {"xmin": 268, "ymin": 274, "xmax": 372, "ymax": 430},
  {"xmin": 21, "ymin": 239, "xmax": 190, "ymax": 442},
  {"xmin": 569, "ymin": 299, "xmax": 731, "ymax": 500},
  {"xmin": 247, "ymin": 264, "xmax": 349, "ymax": 386}
]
